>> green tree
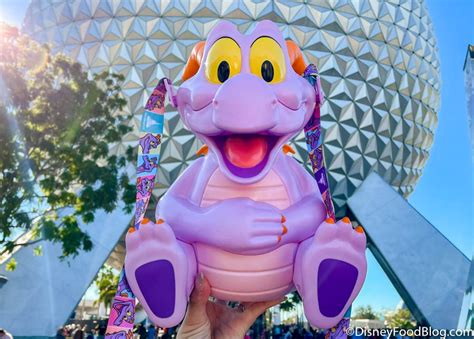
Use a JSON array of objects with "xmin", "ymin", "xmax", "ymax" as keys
[
  {"xmin": 94, "ymin": 265, "xmax": 119, "ymax": 309},
  {"xmin": 352, "ymin": 305, "xmax": 380, "ymax": 320},
  {"xmin": 279, "ymin": 292, "xmax": 302, "ymax": 311},
  {"xmin": 0, "ymin": 22, "xmax": 135, "ymax": 260},
  {"xmin": 385, "ymin": 308, "xmax": 416, "ymax": 330}
]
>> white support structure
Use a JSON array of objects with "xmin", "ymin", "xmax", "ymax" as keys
[
  {"xmin": 0, "ymin": 205, "xmax": 132, "ymax": 336},
  {"xmin": 348, "ymin": 172, "xmax": 472, "ymax": 330}
]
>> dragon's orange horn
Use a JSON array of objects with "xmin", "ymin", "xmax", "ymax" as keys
[
  {"xmin": 286, "ymin": 40, "xmax": 307, "ymax": 76},
  {"xmin": 182, "ymin": 41, "xmax": 205, "ymax": 81}
]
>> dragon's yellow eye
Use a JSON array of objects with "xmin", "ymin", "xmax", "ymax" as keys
[
  {"xmin": 250, "ymin": 37, "xmax": 286, "ymax": 84},
  {"xmin": 205, "ymin": 38, "xmax": 241, "ymax": 84}
]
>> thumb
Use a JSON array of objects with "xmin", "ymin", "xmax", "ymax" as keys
[{"xmin": 183, "ymin": 272, "xmax": 211, "ymax": 326}]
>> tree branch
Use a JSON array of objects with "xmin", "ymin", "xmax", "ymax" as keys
[{"xmin": 0, "ymin": 237, "xmax": 44, "ymax": 256}]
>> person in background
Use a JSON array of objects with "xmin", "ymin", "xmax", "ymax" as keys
[
  {"xmin": 303, "ymin": 328, "xmax": 313, "ymax": 339},
  {"xmin": 167, "ymin": 327, "xmax": 175, "ymax": 338},
  {"xmin": 72, "ymin": 324, "xmax": 84, "ymax": 339},
  {"xmin": 0, "ymin": 329, "xmax": 13, "ymax": 339},
  {"xmin": 136, "ymin": 324, "xmax": 147, "ymax": 339},
  {"xmin": 161, "ymin": 328, "xmax": 170, "ymax": 339},
  {"xmin": 147, "ymin": 325, "xmax": 156, "ymax": 339},
  {"xmin": 293, "ymin": 327, "xmax": 304, "ymax": 339},
  {"xmin": 314, "ymin": 329, "xmax": 325, "ymax": 339},
  {"xmin": 63, "ymin": 325, "xmax": 71, "ymax": 339},
  {"xmin": 83, "ymin": 325, "xmax": 93, "ymax": 339},
  {"xmin": 273, "ymin": 325, "xmax": 282, "ymax": 339},
  {"xmin": 97, "ymin": 325, "xmax": 106, "ymax": 339},
  {"xmin": 56, "ymin": 327, "xmax": 66, "ymax": 339}
]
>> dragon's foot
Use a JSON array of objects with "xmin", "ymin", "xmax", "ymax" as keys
[
  {"xmin": 125, "ymin": 219, "xmax": 196, "ymax": 327},
  {"xmin": 294, "ymin": 217, "xmax": 367, "ymax": 329}
]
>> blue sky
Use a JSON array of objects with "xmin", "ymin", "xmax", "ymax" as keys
[
  {"xmin": 0, "ymin": 0, "xmax": 472, "ymax": 314},
  {"xmin": 356, "ymin": 0, "xmax": 474, "ymax": 313}
]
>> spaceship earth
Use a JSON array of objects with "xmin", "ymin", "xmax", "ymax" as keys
[{"xmin": 24, "ymin": 0, "xmax": 441, "ymax": 215}]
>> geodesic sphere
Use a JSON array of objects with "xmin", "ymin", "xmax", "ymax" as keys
[{"xmin": 24, "ymin": 0, "xmax": 441, "ymax": 215}]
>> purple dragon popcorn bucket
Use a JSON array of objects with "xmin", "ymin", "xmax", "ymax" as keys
[{"xmin": 106, "ymin": 20, "xmax": 367, "ymax": 338}]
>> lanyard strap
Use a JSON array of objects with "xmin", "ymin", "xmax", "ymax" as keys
[
  {"xmin": 303, "ymin": 64, "xmax": 350, "ymax": 339},
  {"xmin": 105, "ymin": 79, "xmax": 171, "ymax": 337},
  {"xmin": 303, "ymin": 64, "xmax": 335, "ymax": 220},
  {"xmin": 133, "ymin": 78, "xmax": 171, "ymax": 230}
]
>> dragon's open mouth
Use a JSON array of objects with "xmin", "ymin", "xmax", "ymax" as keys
[{"xmin": 211, "ymin": 134, "xmax": 280, "ymax": 178}]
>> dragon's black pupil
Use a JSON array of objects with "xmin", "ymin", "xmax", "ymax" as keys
[
  {"xmin": 261, "ymin": 60, "xmax": 274, "ymax": 82},
  {"xmin": 217, "ymin": 61, "xmax": 230, "ymax": 83}
]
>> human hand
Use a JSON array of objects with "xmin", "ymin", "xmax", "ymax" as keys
[{"xmin": 177, "ymin": 273, "xmax": 284, "ymax": 339}]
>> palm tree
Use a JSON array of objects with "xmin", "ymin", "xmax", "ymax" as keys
[{"xmin": 94, "ymin": 266, "xmax": 119, "ymax": 311}]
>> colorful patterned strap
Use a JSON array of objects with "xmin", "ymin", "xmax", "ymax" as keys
[
  {"xmin": 133, "ymin": 78, "xmax": 170, "ymax": 230},
  {"xmin": 303, "ymin": 64, "xmax": 350, "ymax": 339},
  {"xmin": 105, "ymin": 271, "xmax": 135, "ymax": 338},
  {"xmin": 303, "ymin": 64, "xmax": 335, "ymax": 220},
  {"xmin": 105, "ymin": 78, "xmax": 171, "ymax": 338}
]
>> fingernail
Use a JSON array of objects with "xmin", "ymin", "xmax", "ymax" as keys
[
  {"xmin": 128, "ymin": 227, "xmax": 136, "ymax": 233},
  {"xmin": 156, "ymin": 218, "xmax": 164, "ymax": 224},
  {"xmin": 197, "ymin": 272, "xmax": 205, "ymax": 286},
  {"xmin": 277, "ymin": 235, "xmax": 282, "ymax": 242},
  {"xmin": 325, "ymin": 217, "xmax": 335, "ymax": 224},
  {"xmin": 282, "ymin": 225, "xmax": 288, "ymax": 235},
  {"xmin": 281, "ymin": 215, "xmax": 286, "ymax": 223},
  {"xmin": 342, "ymin": 217, "xmax": 351, "ymax": 224},
  {"xmin": 355, "ymin": 225, "xmax": 364, "ymax": 233},
  {"xmin": 141, "ymin": 218, "xmax": 150, "ymax": 225}
]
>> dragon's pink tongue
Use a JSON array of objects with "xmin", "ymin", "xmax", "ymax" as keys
[{"xmin": 223, "ymin": 135, "xmax": 268, "ymax": 168}]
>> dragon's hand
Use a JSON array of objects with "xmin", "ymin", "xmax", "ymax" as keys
[
  {"xmin": 280, "ymin": 194, "xmax": 326, "ymax": 244},
  {"xmin": 203, "ymin": 198, "xmax": 285, "ymax": 253}
]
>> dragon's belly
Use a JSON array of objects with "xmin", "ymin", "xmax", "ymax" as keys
[
  {"xmin": 194, "ymin": 243, "xmax": 296, "ymax": 301},
  {"xmin": 197, "ymin": 168, "xmax": 294, "ymax": 301},
  {"xmin": 200, "ymin": 168, "xmax": 291, "ymax": 210}
]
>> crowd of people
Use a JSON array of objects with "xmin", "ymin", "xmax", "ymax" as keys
[
  {"xmin": 131, "ymin": 324, "xmax": 325, "ymax": 339},
  {"xmin": 55, "ymin": 324, "xmax": 104, "ymax": 339},
  {"xmin": 133, "ymin": 324, "xmax": 174, "ymax": 339},
  {"xmin": 3, "ymin": 323, "xmax": 350, "ymax": 339},
  {"xmin": 52, "ymin": 323, "xmax": 324, "ymax": 339},
  {"xmin": 246, "ymin": 325, "xmax": 326, "ymax": 339},
  {"xmin": 55, "ymin": 324, "xmax": 171, "ymax": 339}
]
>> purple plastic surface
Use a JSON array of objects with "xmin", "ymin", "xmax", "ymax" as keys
[
  {"xmin": 135, "ymin": 259, "xmax": 176, "ymax": 318},
  {"xmin": 121, "ymin": 20, "xmax": 368, "ymax": 332},
  {"xmin": 317, "ymin": 259, "xmax": 358, "ymax": 317}
]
